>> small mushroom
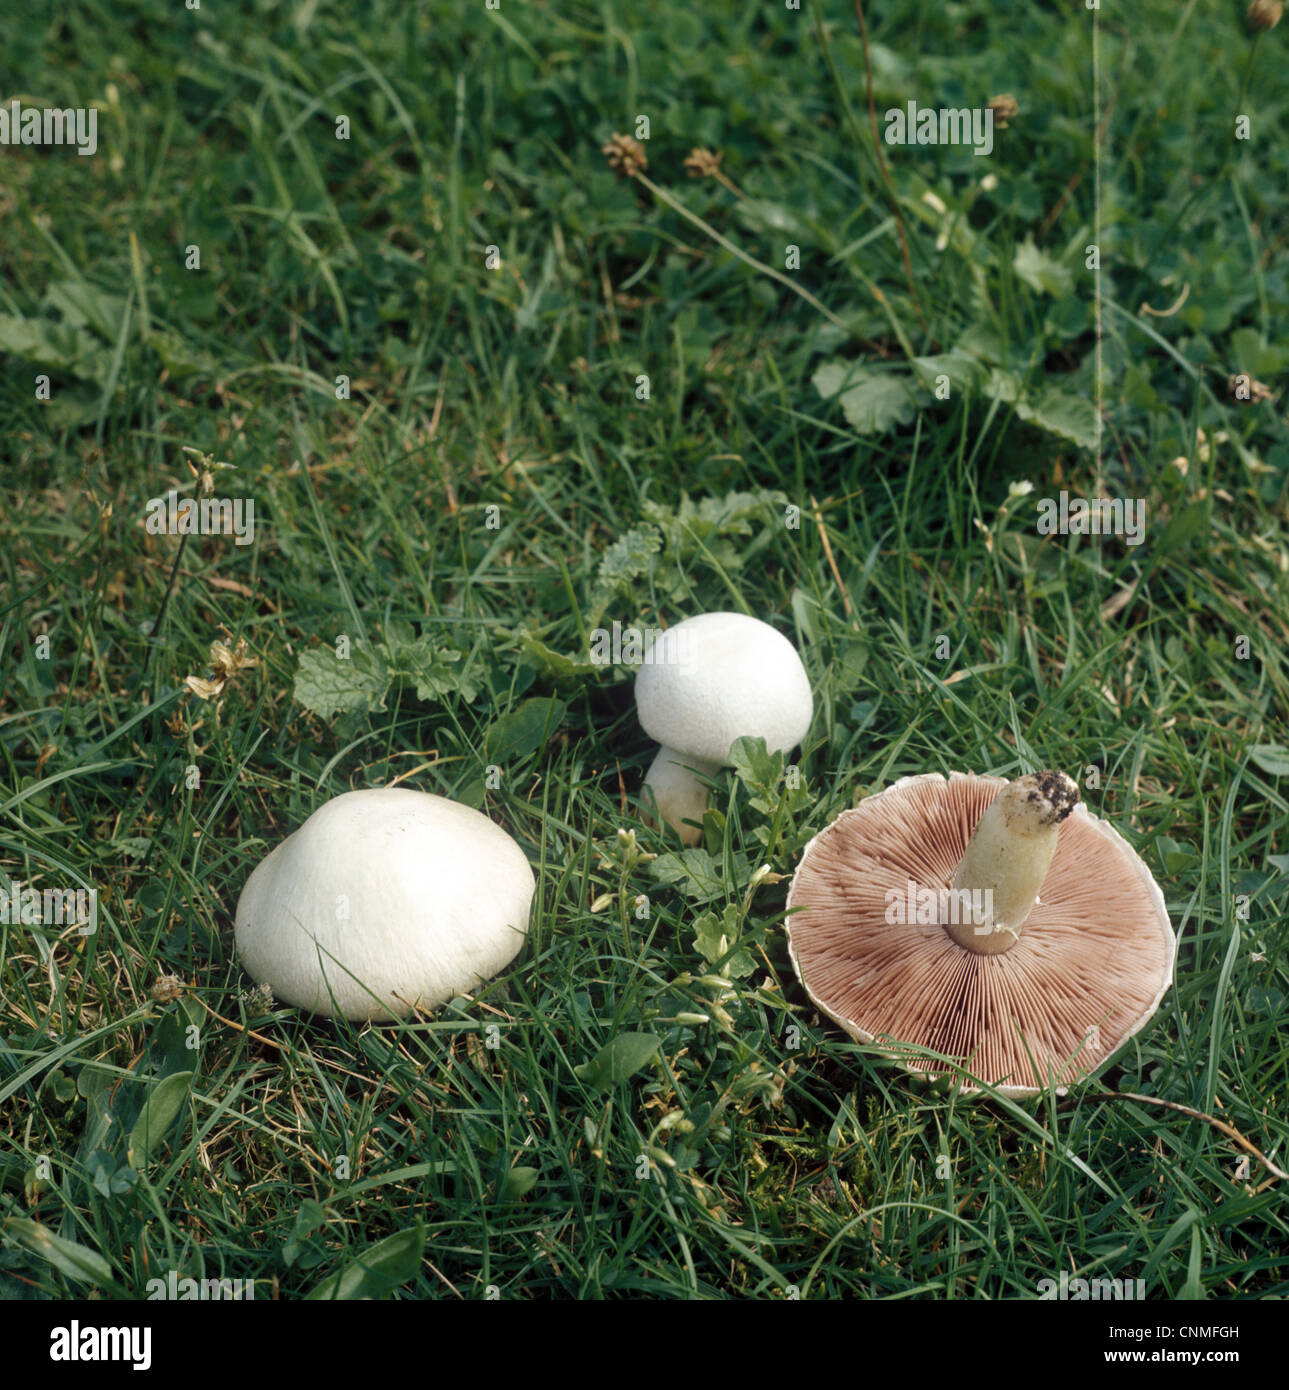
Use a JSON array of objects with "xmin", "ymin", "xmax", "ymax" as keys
[
  {"xmin": 785, "ymin": 772, "xmax": 1175, "ymax": 1097},
  {"xmin": 234, "ymin": 788, "xmax": 535, "ymax": 1022},
  {"xmin": 634, "ymin": 612, "xmax": 813, "ymax": 845}
]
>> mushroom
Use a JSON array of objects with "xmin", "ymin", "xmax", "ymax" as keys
[
  {"xmin": 634, "ymin": 612, "xmax": 813, "ymax": 846},
  {"xmin": 785, "ymin": 771, "xmax": 1175, "ymax": 1097},
  {"xmin": 234, "ymin": 788, "xmax": 535, "ymax": 1022}
]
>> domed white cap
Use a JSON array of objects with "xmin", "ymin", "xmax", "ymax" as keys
[
  {"xmin": 234, "ymin": 788, "xmax": 535, "ymax": 1022},
  {"xmin": 634, "ymin": 612, "xmax": 812, "ymax": 765}
]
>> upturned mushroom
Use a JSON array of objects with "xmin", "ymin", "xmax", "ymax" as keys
[
  {"xmin": 634, "ymin": 612, "xmax": 813, "ymax": 846},
  {"xmin": 785, "ymin": 771, "xmax": 1175, "ymax": 1097},
  {"xmin": 234, "ymin": 788, "xmax": 535, "ymax": 1022}
]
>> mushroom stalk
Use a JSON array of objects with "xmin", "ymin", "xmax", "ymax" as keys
[
  {"xmin": 641, "ymin": 745, "xmax": 720, "ymax": 846},
  {"xmin": 944, "ymin": 771, "xmax": 1079, "ymax": 955}
]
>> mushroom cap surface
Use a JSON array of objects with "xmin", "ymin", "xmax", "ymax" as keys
[
  {"xmin": 235, "ymin": 788, "xmax": 535, "ymax": 1022},
  {"xmin": 634, "ymin": 612, "xmax": 812, "ymax": 766},
  {"xmin": 785, "ymin": 773, "xmax": 1175, "ymax": 1097}
]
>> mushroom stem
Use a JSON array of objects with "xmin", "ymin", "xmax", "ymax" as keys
[
  {"xmin": 945, "ymin": 771, "xmax": 1079, "ymax": 955},
  {"xmin": 641, "ymin": 745, "xmax": 720, "ymax": 846}
]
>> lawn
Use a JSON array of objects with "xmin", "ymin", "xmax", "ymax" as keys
[{"xmin": 1, "ymin": 0, "xmax": 1287, "ymax": 1302}]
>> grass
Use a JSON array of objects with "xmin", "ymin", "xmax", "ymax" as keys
[{"xmin": 1, "ymin": 0, "xmax": 1287, "ymax": 1300}]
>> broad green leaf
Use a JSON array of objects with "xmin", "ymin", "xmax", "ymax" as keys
[
  {"xmin": 1154, "ymin": 836, "xmax": 1197, "ymax": 875},
  {"xmin": 1122, "ymin": 362, "xmax": 1159, "ymax": 409},
  {"xmin": 496, "ymin": 1165, "xmax": 539, "ymax": 1202},
  {"xmin": 651, "ymin": 848, "xmax": 725, "ymax": 900},
  {"xmin": 813, "ymin": 358, "xmax": 864, "ymax": 399},
  {"xmin": 693, "ymin": 904, "xmax": 757, "ymax": 978},
  {"xmin": 77, "ymin": 1066, "xmax": 107, "ymax": 1101},
  {"xmin": 151, "ymin": 1009, "xmax": 202, "ymax": 1080},
  {"xmin": 814, "ymin": 360, "xmax": 919, "ymax": 433},
  {"xmin": 0, "ymin": 313, "xmax": 112, "ymax": 383},
  {"xmin": 957, "ymin": 321, "xmax": 1005, "ymax": 364},
  {"xmin": 1013, "ymin": 386, "xmax": 1098, "ymax": 449},
  {"xmin": 735, "ymin": 199, "xmax": 806, "ymax": 241},
  {"xmin": 587, "ymin": 523, "xmax": 665, "ymax": 629},
  {"xmin": 1228, "ymin": 327, "xmax": 1289, "ymax": 378},
  {"xmin": 728, "ymin": 736, "xmax": 782, "ymax": 791},
  {"xmin": 641, "ymin": 490, "xmax": 785, "ymax": 553},
  {"xmin": 484, "ymin": 697, "xmax": 565, "ymax": 761},
  {"xmin": 987, "ymin": 370, "xmax": 1098, "ymax": 449},
  {"xmin": 1013, "ymin": 238, "xmax": 1074, "ymax": 298},
  {"xmin": 293, "ymin": 644, "xmax": 390, "ymax": 717},
  {"xmin": 384, "ymin": 619, "xmax": 417, "ymax": 648},
  {"xmin": 515, "ymin": 630, "xmax": 599, "ymax": 679},
  {"xmin": 838, "ymin": 376, "xmax": 919, "ymax": 433},
  {"xmin": 3, "ymin": 1219, "xmax": 115, "ymax": 1290},
  {"xmin": 43, "ymin": 278, "xmax": 129, "ymax": 339},
  {"xmin": 296, "ymin": 631, "xmax": 478, "ymax": 714},
  {"xmin": 1250, "ymin": 745, "xmax": 1289, "ymax": 777},
  {"xmin": 127, "ymin": 1070, "xmax": 192, "ymax": 1167},
  {"xmin": 694, "ymin": 906, "xmax": 736, "ymax": 964},
  {"xmin": 912, "ymin": 350, "xmax": 989, "ymax": 393},
  {"xmin": 283, "ymin": 1199, "xmax": 329, "ymax": 1267},
  {"xmin": 1154, "ymin": 501, "xmax": 1210, "ymax": 556},
  {"xmin": 49, "ymin": 1070, "xmax": 77, "ymax": 1103},
  {"xmin": 454, "ymin": 778, "xmax": 485, "ymax": 809},
  {"xmin": 177, "ymin": 994, "xmax": 205, "ymax": 1033},
  {"xmin": 90, "ymin": 1155, "xmax": 138, "ymax": 1197},
  {"xmin": 150, "ymin": 329, "xmax": 221, "ymax": 379},
  {"xmin": 389, "ymin": 636, "xmax": 475, "ymax": 702},
  {"xmin": 306, "ymin": 1223, "xmax": 426, "ymax": 1300},
  {"xmin": 574, "ymin": 1033, "xmax": 662, "ymax": 1091},
  {"xmin": 595, "ymin": 524, "xmax": 662, "ymax": 592},
  {"xmin": 790, "ymin": 588, "xmax": 823, "ymax": 645}
]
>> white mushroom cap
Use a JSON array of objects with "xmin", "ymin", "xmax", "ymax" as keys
[
  {"xmin": 635, "ymin": 612, "xmax": 813, "ymax": 766},
  {"xmin": 634, "ymin": 613, "xmax": 813, "ymax": 845},
  {"xmin": 234, "ymin": 788, "xmax": 535, "ymax": 1022}
]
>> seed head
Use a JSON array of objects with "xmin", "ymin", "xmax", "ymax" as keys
[
  {"xmin": 185, "ymin": 637, "xmax": 258, "ymax": 701},
  {"xmin": 1229, "ymin": 373, "xmax": 1274, "ymax": 403},
  {"xmin": 684, "ymin": 147, "xmax": 723, "ymax": 179},
  {"xmin": 987, "ymin": 94, "xmax": 1019, "ymax": 127},
  {"xmin": 602, "ymin": 133, "xmax": 648, "ymax": 178}
]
